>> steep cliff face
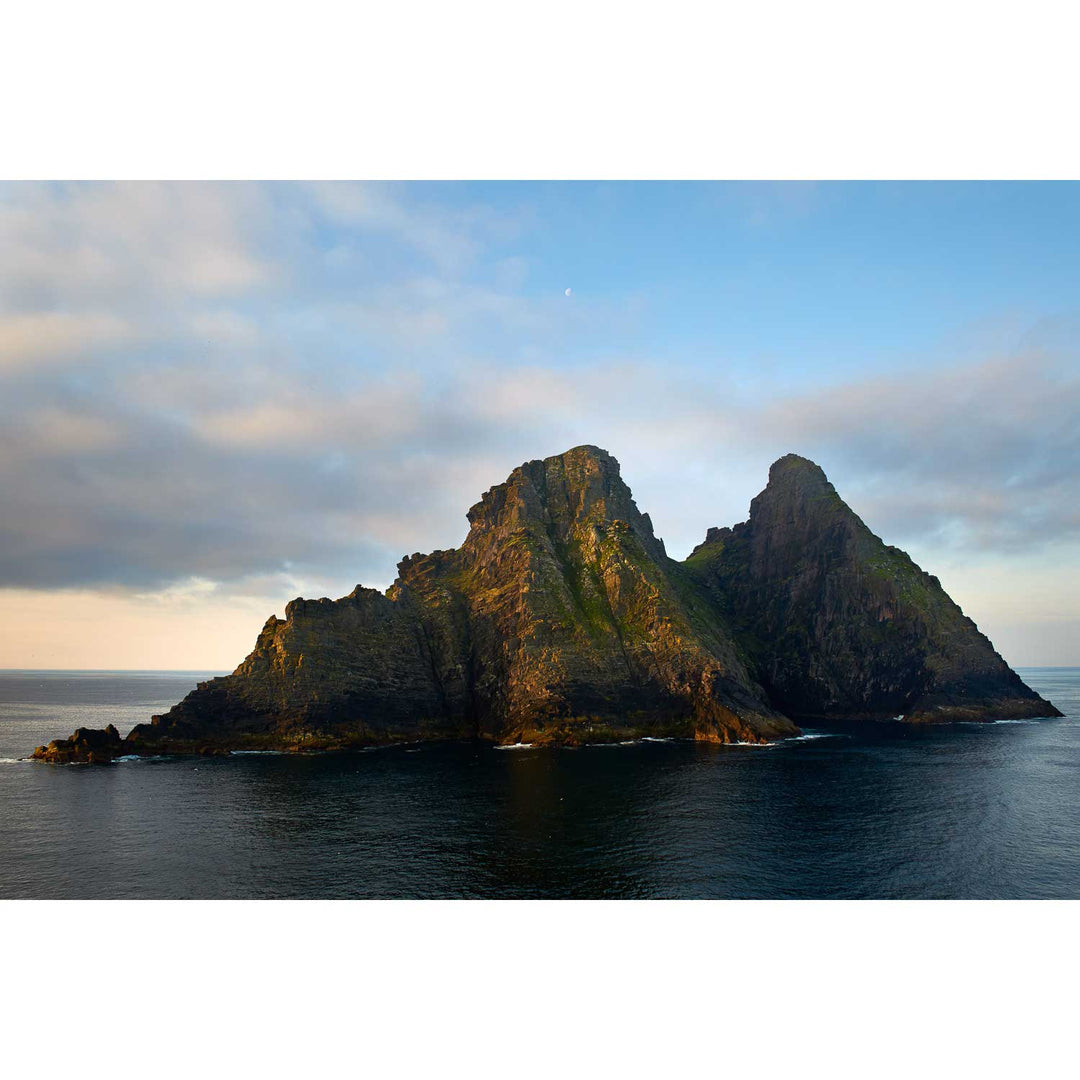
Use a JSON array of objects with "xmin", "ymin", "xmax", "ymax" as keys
[
  {"xmin": 32, "ymin": 446, "xmax": 1059, "ymax": 762},
  {"xmin": 684, "ymin": 454, "xmax": 1060, "ymax": 723},
  {"xmin": 117, "ymin": 446, "xmax": 795, "ymax": 755},
  {"xmin": 125, "ymin": 586, "xmax": 464, "ymax": 752},
  {"xmin": 439, "ymin": 446, "xmax": 792, "ymax": 743}
]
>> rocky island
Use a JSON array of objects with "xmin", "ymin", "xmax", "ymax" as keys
[{"xmin": 33, "ymin": 446, "xmax": 1060, "ymax": 762}]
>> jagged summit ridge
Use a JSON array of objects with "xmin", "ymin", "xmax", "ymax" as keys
[
  {"xmin": 463, "ymin": 445, "xmax": 664, "ymax": 561},
  {"xmin": 690, "ymin": 452, "xmax": 836, "ymax": 558},
  {"xmin": 767, "ymin": 451, "xmax": 830, "ymax": 482},
  {"xmin": 32, "ymin": 448, "xmax": 1059, "ymax": 762}
]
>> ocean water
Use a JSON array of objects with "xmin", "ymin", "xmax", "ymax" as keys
[{"xmin": 0, "ymin": 668, "xmax": 1078, "ymax": 899}]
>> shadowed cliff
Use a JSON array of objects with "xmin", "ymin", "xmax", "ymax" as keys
[{"xmin": 684, "ymin": 454, "xmax": 1059, "ymax": 723}]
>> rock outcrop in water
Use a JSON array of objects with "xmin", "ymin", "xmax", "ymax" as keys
[
  {"xmin": 32, "ymin": 446, "xmax": 1060, "ymax": 762},
  {"xmin": 33, "ymin": 724, "xmax": 124, "ymax": 764}
]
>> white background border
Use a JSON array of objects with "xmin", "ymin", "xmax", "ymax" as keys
[
  {"xmin": 5, "ymin": 899, "xmax": 1079, "ymax": 1078},
  {"xmin": 4, "ymin": 1, "xmax": 1079, "ymax": 179},
  {"xmin": 3, "ymin": 2, "xmax": 1079, "ymax": 1076}
]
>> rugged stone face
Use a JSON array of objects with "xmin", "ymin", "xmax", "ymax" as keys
[
  {"xmin": 124, "ymin": 446, "xmax": 795, "ymax": 753},
  {"xmin": 124, "ymin": 585, "xmax": 463, "ymax": 754},
  {"xmin": 684, "ymin": 454, "xmax": 1061, "ymax": 724},
  {"xmin": 440, "ymin": 446, "xmax": 794, "ymax": 744},
  {"xmin": 32, "ymin": 724, "xmax": 124, "ymax": 764},
  {"xmin": 34, "ymin": 446, "xmax": 1059, "ymax": 760}
]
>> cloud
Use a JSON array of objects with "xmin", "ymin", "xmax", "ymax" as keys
[
  {"xmin": 188, "ymin": 309, "xmax": 262, "ymax": 348},
  {"xmin": 14, "ymin": 407, "xmax": 123, "ymax": 454},
  {"xmin": 192, "ymin": 379, "xmax": 424, "ymax": 449},
  {"xmin": 746, "ymin": 353, "xmax": 1080, "ymax": 553},
  {"xmin": 306, "ymin": 181, "xmax": 523, "ymax": 272},
  {"xmin": 0, "ymin": 182, "xmax": 275, "ymax": 309},
  {"xmin": 0, "ymin": 311, "xmax": 137, "ymax": 370},
  {"xmin": 0, "ymin": 181, "xmax": 1074, "ymax": 628},
  {"xmin": 2, "ymin": 337, "xmax": 1073, "ymax": 609}
]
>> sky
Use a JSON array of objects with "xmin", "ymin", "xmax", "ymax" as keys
[{"xmin": 0, "ymin": 180, "xmax": 1077, "ymax": 668}]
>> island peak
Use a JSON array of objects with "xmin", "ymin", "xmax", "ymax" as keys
[{"xmin": 32, "ymin": 447, "xmax": 1060, "ymax": 762}]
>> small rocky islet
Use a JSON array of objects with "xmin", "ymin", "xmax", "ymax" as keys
[{"xmin": 33, "ymin": 446, "xmax": 1060, "ymax": 763}]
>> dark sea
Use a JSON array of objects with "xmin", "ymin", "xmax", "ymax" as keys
[{"xmin": 1, "ymin": 668, "xmax": 1078, "ymax": 899}]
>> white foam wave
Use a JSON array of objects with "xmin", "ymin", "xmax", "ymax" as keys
[
  {"xmin": 0, "ymin": 757, "xmax": 27, "ymax": 764},
  {"xmin": 231, "ymin": 750, "xmax": 285, "ymax": 755},
  {"xmin": 641, "ymin": 736, "xmax": 674, "ymax": 743},
  {"xmin": 495, "ymin": 742, "xmax": 534, "ymax": 750},
  {"xmin": 957, "ymin": 717, "xmax": 1051, "ymax": 727}
]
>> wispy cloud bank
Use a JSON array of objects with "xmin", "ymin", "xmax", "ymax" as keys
[
  {"xmin": 0, "ymin": 181, "xmax": 1076, "ymax": 666},
  {"xmin": 1, "ymin": 342, "xmax": 1074, "ymax": 593},
  {"xmin": 0, "ymin": 311, "xmax": 138, "ymax": 370},
  {"xmin": 0, "ymin": 182, "xmax": 274, "ymax": 306}
]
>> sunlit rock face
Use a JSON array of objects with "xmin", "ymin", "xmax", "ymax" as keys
[{"xmin": 35, "ymin": 446, "xmax": 1059, "ymax": 761}]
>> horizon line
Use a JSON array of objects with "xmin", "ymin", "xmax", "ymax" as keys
[{"xmin": 1, "ymin": 666, "xmax": 1077, "ymax": 674}]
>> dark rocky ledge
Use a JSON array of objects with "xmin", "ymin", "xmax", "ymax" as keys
[
  {"xmin": 32, "ymin": 446, "xmax": 1060, "ymax": 763},
  {"xmin": 33, "ymin": 724, "xmax": 124, "ymax": 764}
]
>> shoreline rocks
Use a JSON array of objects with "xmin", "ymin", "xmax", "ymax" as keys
[{"xmin": 32, "ymin": 724, "xmax": 124, "ymax": 764}]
